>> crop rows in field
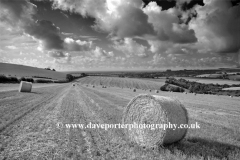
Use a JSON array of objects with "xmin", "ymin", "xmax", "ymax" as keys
[
  {"xmin": 76, "ymin": 76, "xmax": 165, "ymax": 90},
  {"xmin": 1, "ymin": 81, "xmax": 240, "ymax": 159}
]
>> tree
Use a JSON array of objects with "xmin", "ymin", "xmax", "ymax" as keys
[
  {"xmin": 45, "ymin": 67, "xmax": 51, "ymax": 70},
  {"xmin": 66, "ymin": 74, "xmax": 74, "ymax": 82},
  {"xmin": 20, "ymin": 77, "xmax": 26, "ymax": 81},
  {"xmin": 81, "ymin": 73, "xmax": 87, "ymax": 77},
  {"xmin": 52, "ymin": 69, "xmax": 56, "ymax": 71}
]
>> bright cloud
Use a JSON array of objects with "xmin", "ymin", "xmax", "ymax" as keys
[{"xmin": 113, "ymin": 38, "xmax": 149, "ymax": 57}]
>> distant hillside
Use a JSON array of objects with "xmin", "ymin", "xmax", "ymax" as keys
[{"xmin": 0, "ymin": 63, "xmax": 67, "ymax": 80}]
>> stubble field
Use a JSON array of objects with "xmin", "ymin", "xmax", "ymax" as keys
[{"xmin": 0, "ymin": 76, "xmax": 240, "ymax": 160}]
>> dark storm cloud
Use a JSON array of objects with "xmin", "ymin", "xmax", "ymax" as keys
[
  {"xmin": 0, "ymin": 0, "xmax": 36, "ymax": 25},
  {"xmin": 0, "ymin": 0, "xmax": 93, "ymax": 53},
  {"xmin": 110, "ymin": 5, "xmax": 155, "ymax": 38},
  {"xmin": 25, "ymin": 20, "xmax": 64, "ymax": 50}
]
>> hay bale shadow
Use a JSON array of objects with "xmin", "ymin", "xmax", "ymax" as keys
[
  {"xmin": 30, "ymin": 91, "xmax": 41, "ymax": 94},
  {"xmin": 164, "ymin": 137, "xmax": 240, "ymax": 159}
]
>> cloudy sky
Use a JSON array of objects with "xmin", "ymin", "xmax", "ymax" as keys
[{"xmin": 0, "ymin": 0, "xmax": 239, "ymax": 71}]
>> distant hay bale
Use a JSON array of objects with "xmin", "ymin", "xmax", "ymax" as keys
[
  {"xmin": 194, "ymin": 93, "xmax": 197, "ymax": 95},
  {"xmin": 155, "ymin": 90, "xmax": 159, "ymax": 93},
  {"xmin": 122, "ymin": 94, "xmax": 188, "ymax": 148},
  {"xmin": 93, "ymin": 85, "xmax": 95, "ymax": 88},
  {"xmin": 133, "ymin": 89, "xmax": 136, "ymax": 92},
  {"xmin": 19, "ymin": 81, "xmax": 32, "ymax": 92},
  {"xmin": 149, "ymin": 89, "xmax": 151, "ymax": 92},
  {"xmin": 72, "ymin": 83, "xmax": 75, "ymax": 86}
]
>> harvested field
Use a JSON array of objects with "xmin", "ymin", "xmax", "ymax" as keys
[
  {"xmin": 76, "ymin": 76, "xmax": 165, "ymax": 90},
  {"xmin": 0, "ymin": 79, "xmax": 240, "ymax": 159}
]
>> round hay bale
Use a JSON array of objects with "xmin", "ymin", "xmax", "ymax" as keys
[
  {"xmin": 72, "ymin": 83, "xmax": 75, "ymax": 86},
  {"xmin": 122, "ymin": 94, "xmax": 188, "ymax": 148},
  {"xmin": 155, "ymin": 90, "xmax": 159, "ymax": 93},
  {"xmin": 93, "ymin": 85, "xmax": 95, "ymax": 88},
  {"xmin": 19, "ymin": 81, "xmax": 32, "ymax": 92},
  {"xmin": 194, "ymin": 93, "xmax": 197, "ymax": 95},
  {"xmin": 149, "ymin": 89, "xmax": 151, "ymax": 92},
  {"xmin": 133, "ymin": 89, "xmax": 136, "ymax": 92}
]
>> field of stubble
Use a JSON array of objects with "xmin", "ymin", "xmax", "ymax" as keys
[{"xmin": 0, "ymin": 77, "xmax": 240, "ymax": 160}]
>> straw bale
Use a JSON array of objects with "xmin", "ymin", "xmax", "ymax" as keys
[{"xmin": 122, "ymin": 94, "xmax": 188, "ymax": 148}]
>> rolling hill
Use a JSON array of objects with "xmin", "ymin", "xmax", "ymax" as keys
[{"xmin": 0, "ymin": 62, "xmax": 67, "ymax": 80}]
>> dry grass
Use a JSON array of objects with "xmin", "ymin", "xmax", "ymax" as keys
[
  {"xmin": 0, "ymin": 79, "xmax": 240, "ymax": 160},
  {"xmin": 76, "ymin": 76, "xmax": 165, "ymax": 90}
]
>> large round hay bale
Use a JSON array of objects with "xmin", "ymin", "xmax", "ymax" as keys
[
  {"xmin": 122, "ymin": 94, "xmax": 188, "ymax": 148},
  {"xmin": 19, "ymin": 81, "xmax": 32, "ymax": 92},
  {"xmin": 133, "ymin": 89, "xmax": 136, "ymax": 92}
]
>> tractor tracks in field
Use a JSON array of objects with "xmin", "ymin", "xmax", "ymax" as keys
[
  {"xmin": 72, "ymin": 85, "xmax": 161, "ymax": 159},
  {"xmin": 1, "ymin": 83, "xmax": 161, "ymax": 160},
  {"xmin": 0, "ymin": 84, "xmax": 72, "ymax": 159},
  {"xmin": 0, "ymin": 84, "xmax": 69, "ymax": 134}
]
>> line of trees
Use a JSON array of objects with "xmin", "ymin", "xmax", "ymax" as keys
[
  {"xmin": 44, "ymin": 67, "xmax": 56, "ymax": 71},
  {"xmin": 66, "ymin": 73, "xmax": 87, "ymax": 82},
  {"xmin": 0, "ymin": 75, "xmax": 34, "ymax": 83},
  {"xmin": 165, "ymin": 78, "xmax": 240, "ymax": 94}
]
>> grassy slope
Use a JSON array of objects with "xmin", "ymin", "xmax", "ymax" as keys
[{"xmin": 0, "ymin": 62, "xmax": 66, "ymax": 80}]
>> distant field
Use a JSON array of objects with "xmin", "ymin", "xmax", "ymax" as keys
[
  {"xmin": 76, "ymin": 76, "xmax": 165, "ymax": 90},
  {"xmin": 0, "ymin": 62, "xmax": 66, "ymax": 80},
  {"xmin": 228, "ymin": 75, "xmax": 240, "ymax": 81},
  {"xmin": 222, "ymin": 87, "xmax": 240, "ymax": 91},
  {"xmin": 195, "ymin": 74, "xmax": 223, "ymax": 78},
  {"xmin": 174, "ymin": 77, "xmax": 240, "ymax": 85}
]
